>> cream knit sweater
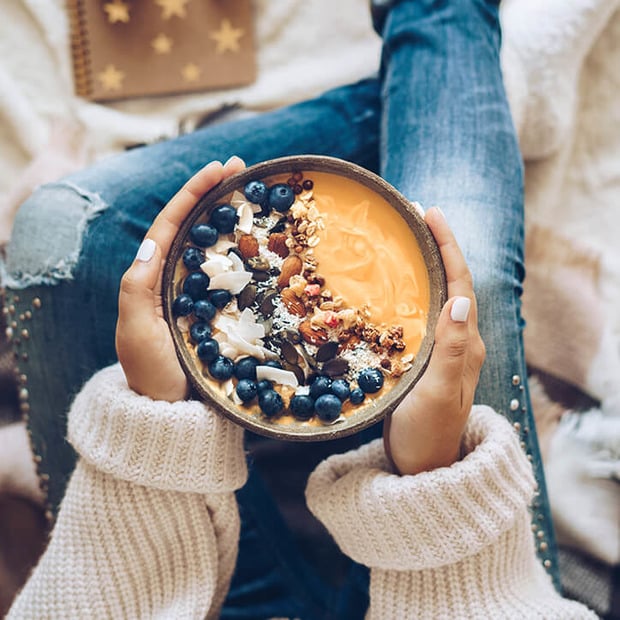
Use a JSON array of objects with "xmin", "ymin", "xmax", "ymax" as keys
[{"xmin": 8, "ymin": 365, "xmax": 596, "ymax": 619}]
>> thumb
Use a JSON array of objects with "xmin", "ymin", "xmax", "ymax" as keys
[
  {"xmin": 418, "ymin": 296, "xmax": 471, "ymax": 402},
  {"xmin": 116, "ymin": 238, "xmax": 162, "ymax": 356}
]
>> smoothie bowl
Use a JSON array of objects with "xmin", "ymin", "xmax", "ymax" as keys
[{"xmin": 163, "ymin": 155, "xmax": 446, "ymax": 441}]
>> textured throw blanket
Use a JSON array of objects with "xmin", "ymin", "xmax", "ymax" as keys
[{"xmin": 0, "ymin": 0, "xmax": 619, "ymax": 578}]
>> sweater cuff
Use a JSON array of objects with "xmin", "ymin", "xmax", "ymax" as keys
[
  {"xmin": 68, "ymin": 364, "xmax": 247, "ymax": 494},
  {"xmin": 306, "ymin": 405, "xmax": 536, "ymax": 571}
]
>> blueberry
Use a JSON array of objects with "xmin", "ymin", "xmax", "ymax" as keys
[
  {"xmin": 309, "ymin": 375, "xmax": 332, "ymax": 400},
  {"xmin": 183, "ymin": 271, "xmax": 210, "ymax": 300},
  {"xmin": 234, "ymin": 357, "xmax": 259, "ymax": 381},
  {"xmin": 208, "ymin": 289, "xmax": 232, "ymax": 309},
  {"xmin": 209, "ymin": 204, "xmax": 237, "ymax": 234},
  {"xmin": 258, "ymin": 389, "xmax": 284, "ymax": 417},
  {"xmin": 197, "ymin": 338, "xmax": 219, "ymax": 363},
  {"xmin": 243, "ymin": 180, "xmax": 269, "ymax": 206},
  {"xmin": 189, "ymin": 223, "xmax": 219, "ymax": 248},
  {"xmin": 172, "ymin": 294, "xmax": 194, "ymax": 317},
  {"xmin": 330, "ymin": 379, "xmax": 351, "ymax": 402},
  {"xmin": 357, "ymin": 367, "xmax": 384, "ymax": 394},
  {"xmin": 263, "ymin": 359, "xmax": 283, "ymax": 370},
  {"xmin": 183, "ymin": 247, "xmax": 204, "ymax": 271},
  {"xmin": 236, "ymin": 379, "xmax": 258, "ymax": 403},
  {"xmin": 268, "ymin": 183, "xmax": 295, "ymax": 213},
  {"xmin": 256, "ymin": 379, "xmax": 273, "ymax": 394},
  {"xmin": 314, "ymin": 394, "xmax": 342, "ymax": 423},
  {"xmin": 189, "ymin": 321, "xmax": 212, "ymax": 344},
  {"xmin": 193, "ymin": 299, "xmax": 217, "ymax": 322},
  {"xmin": 349, "ymin": 388, "xmax": 366, "ymax": 405},
  {"xmin": 208, "ymin": 355, "xmax": 234, "ymax": 381},
  {"xmin": 289, "ymin": 395, "xmax": 315, "ymax": 421}
]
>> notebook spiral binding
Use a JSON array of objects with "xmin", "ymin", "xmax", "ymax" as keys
[{"xmin": 67, "ymin": 0, "xmax": 93, "ymax": 98}]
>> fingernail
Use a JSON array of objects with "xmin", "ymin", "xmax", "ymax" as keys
[
  {"xmin": 434, "ymin": 206, "xmax": 446, "ymax": 220},
  {"xmin": 202, "ymin": 160, "xmax": 222, "ymax": 171},
  {"xmin": 135, "ymin": 238, "xmax": 156, "ymax": 262},
  {"xmin": 224, "ymin": 155, "xmax": 244, "ymax": 167},
  {"xmin": 450, "ymin": 296, "xmax": 470, "ymax": 322}
]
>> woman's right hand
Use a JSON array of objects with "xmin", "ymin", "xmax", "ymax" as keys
[{"xmin": 115, "ymin": 157, "xmax": 246, "ymax": 402}]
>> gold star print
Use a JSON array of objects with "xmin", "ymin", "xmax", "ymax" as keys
[
  {"xmin": 103, "ymin": 0, "xmax": 130, "ymax": 23},
  {"xmin": 209, "ymin": 19, "xmax": 244, "ymax": 54},
  {"xmin": 155, "ymin": 0, "xmax": 190, "ymax": 20},
  {"xmin": 181, "ymin": 62, "xmax": 201, "ymax": 83},
  {"xmin": 151, "ymin": 33, "xmax": 173, "ymax": 54},
  {"xmin": 97, "ymin": 64, "xmax": 125, "ymax": 91}
]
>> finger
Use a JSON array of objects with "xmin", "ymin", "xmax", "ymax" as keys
[
  {"xmin": 147, "ymin": 159, "xmax": 225, "ymax": 256},
  {"xmin": 425, "ymin": 207, "xmax": 478, "ymax": 323},
  {"xmin": 417, "ymin": 295, "xmax": 471, "ymax": 404},
  {"xmin": 116, "ymin": 239, "xmax": 163, "ymax": 355}
]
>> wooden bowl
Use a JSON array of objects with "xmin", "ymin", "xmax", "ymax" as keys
[{"xmin": 163, "ymin": 155, "xmax": 446, "ymax": 441}]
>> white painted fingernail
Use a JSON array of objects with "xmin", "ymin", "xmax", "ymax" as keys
[
  {"xmin": 135, "ymin": 238, "xmax": 156, "ymax": 262},
  {"xmin": 224, "ymin": 155, "xmax": 244, "ymax": 167},
  {"xmin": 450, "ymin": 296, "xmax": 471, "ymax": 322}
]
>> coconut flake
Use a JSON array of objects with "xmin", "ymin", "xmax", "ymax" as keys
[
  {"xmin": 256, "ymin": 366, "xmax": 299, "ymax": 388},
  {"xmin": 220, "ymin": 343, "xmax": 238, "ymax": 359},
  {"xmin": 227, "ymin": 332, "xmax": 269, "ymax": 360},
  {"xmin": 228, "ymin": 251, "xmax": 245, "ymax": 272},
  {"xmin": 236, "ymin": 202, "xmax": 254, "ymax": 234},
  {"xmin": 208, "ymin": 271, "xmax": 253, "ymax": 294},
  {"xmin": 222, "ymin": 378, "xmax": 235, "ymax": 397},
  {"xmin": 215, "ymin": 311, "xmax": 265, "ymax": 343},
  {"xmin": 295, "ymin": 385, "xmax": 311, "ymax": 396},
  {"xmin": 210, "ymin": 238, "xmax": 237, "ymax": 254},
  {"xmin": 201, "ymin": 255, "xmax": 233, "ymax": 277}
]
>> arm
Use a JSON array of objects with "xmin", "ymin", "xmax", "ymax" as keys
[
  {"xmin": 8, "ymin": 158, "xmax": 248, "ymax": 620},
  {"xmin": 307, "ymin": 208, "xmax": 597, "ymax": 619}
]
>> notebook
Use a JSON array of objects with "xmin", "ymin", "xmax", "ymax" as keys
[{"xmin": 68, "ymin": 0, "xmax": 257, "ymax": 101}]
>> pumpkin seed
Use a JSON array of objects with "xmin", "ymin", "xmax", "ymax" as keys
[
  {"xmin": 323, "ymin": 357, "xmax": 349, "ymax": 377},
  {"xmin": 248, "ymin": 256, "xmax": 271, "ymax": 271},
  {"xmin": 237, "ymin": 284, "xmax": 257, "ymax": 310},
  {"xmin": 280, "ymin": 340, "xmax": 300, "ymax": 364},
  {"xmin": 316, "ymin": 341, "xmax": 339, "ymax": 362},
  {"xmin": 259, "ymin": 291, "xmax": 278, "ymax": 317}
]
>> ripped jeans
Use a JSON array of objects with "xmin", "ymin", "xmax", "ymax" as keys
[{"xmin": 2, "ymin": 1, "xmax": 560, "ymax": 617}]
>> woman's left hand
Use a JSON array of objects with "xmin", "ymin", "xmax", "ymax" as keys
[{"xmin": 383, "ymin": 207, "xmax": 486, "ymax": 475}]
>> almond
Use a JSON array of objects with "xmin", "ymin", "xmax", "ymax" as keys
[
  {"xmin": 238, "ymin": 234, "xmax": 259, "ymax": 259},
  {"xmin": 268, "ymin": 232, "xmax": 290, "ymax": 258},
  {"xmin": 277, "ymin": 255, "xmax": 303, "ymax": 288},
  {"xmin": 299, "ymin": 319, "xmax": 328, "ymax": 346},
  {"xmin": 281, "ymin": 288, "xmax": 306, "ymax": 317}
]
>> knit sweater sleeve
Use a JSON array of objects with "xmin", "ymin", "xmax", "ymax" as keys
[
  {"xmin": 306, "ymin": 405, "xmax": 598, "ymax": 619},
  {"xmin": 8, "ymin": 364, "xmax": 247, "ymax": 620}
]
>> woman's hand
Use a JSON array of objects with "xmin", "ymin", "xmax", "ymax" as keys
[
  {"xmin": 116, "ymin": 157, "xmax": 246, "ymax": 402},
  {"xmin": 383, "ymin": 207, "xmax": 486, "ymax": 475}
]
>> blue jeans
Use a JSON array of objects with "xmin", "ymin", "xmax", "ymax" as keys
[{"xmin": 2, "ymin": 0, "xmax": 560, "ymax": 616}]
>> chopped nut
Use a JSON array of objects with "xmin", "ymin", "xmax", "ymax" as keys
[
  {"xmin": 278, "ymin": 255, "xmax": 304, "ymax": 288},
  {"xmin": 238, "ymin": 234, "xmax": 259, "ymax": 259},
  {"xmin": 281, "ymin": 288, "xmax": 306, "ymax": 317},
  {"xmin": 268, "ymin": 233, "xmax": 290, "ymax": 258},
  {"xmin": 299, "ymin": 320, "xmax": 328, "ymax": 346}
]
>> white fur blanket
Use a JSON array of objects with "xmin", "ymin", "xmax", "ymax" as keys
[{"xmin": 0, "ymin": 0, "xmax": 619, "ymax": 567}]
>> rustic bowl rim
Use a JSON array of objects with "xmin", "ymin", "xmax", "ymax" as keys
[{"xmin": 163, "ymin": 155, "xmax": 447, "ymax": 441}]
